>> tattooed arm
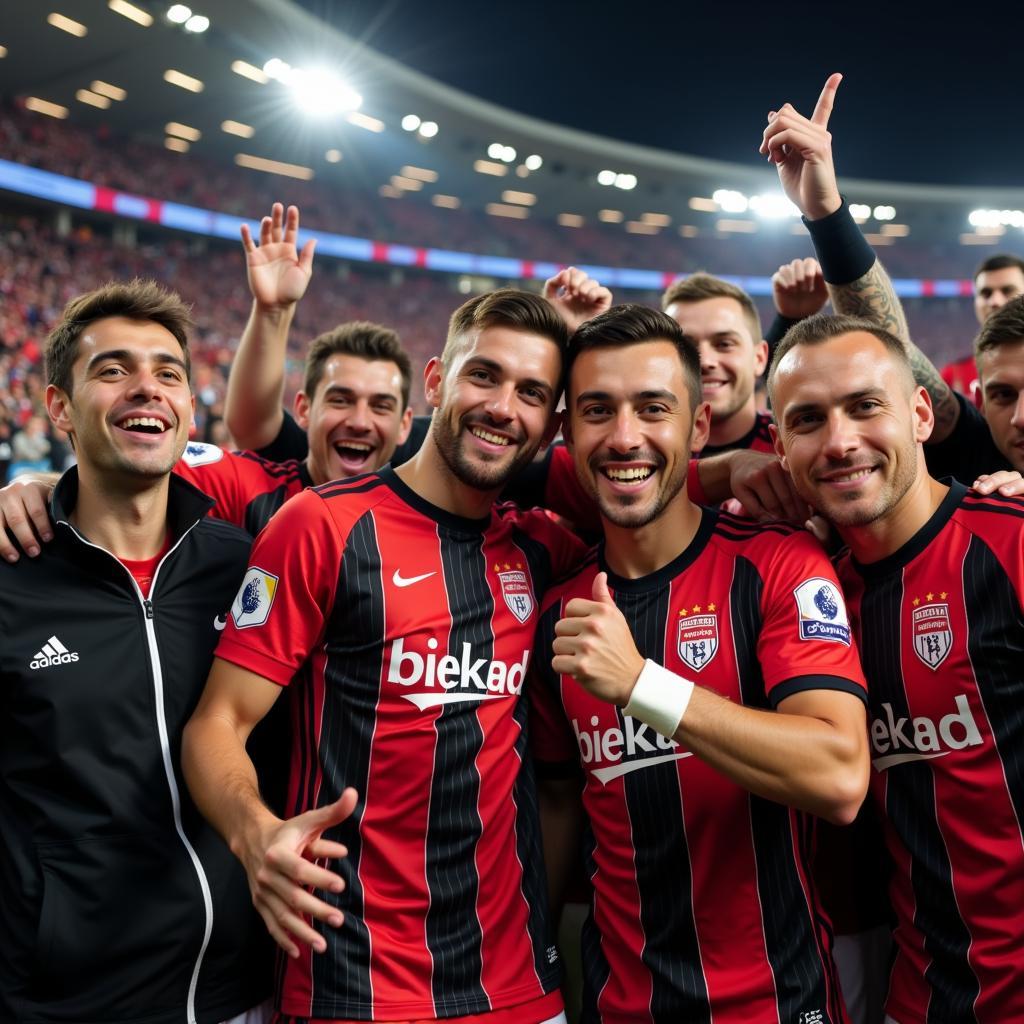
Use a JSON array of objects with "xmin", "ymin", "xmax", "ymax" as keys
[
  {"xmin": 761, "ymin": 73, "xmax": 959, "ymax": 442},
  {"xmin": 825, "ymin": 259, "xmax": 960, "ymax": 442}
]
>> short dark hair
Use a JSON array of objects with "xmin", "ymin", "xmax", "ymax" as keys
[
  {"xmin": 567, "ymin": 303, "xmax": 703, "ymax": 412},
  {"xmin": 46, "ymin": 279, "xmax": 193, "ymax": 395},
  {"xmin": 303, "ymin": 321, "xmax": 412, "ymax": 410},
  {"xmin": 442, "ymin": 289, "xmax": 569, "ymax": 374},
  {"xmin": 661, "ymin": 272, "xmax": 762, "ymax": 343},
  {"xmin": 975, "ymin": 295, "xmax": 1024, "ymax": 365},
  {"xmin": 974, "ymin": 254, "xmax": 1024, "ymax": 282},
  {"xmin": 767, "ymin": 313, "xmax": 913, "ymax": 405}
]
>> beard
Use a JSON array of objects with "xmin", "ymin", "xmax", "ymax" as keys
[{"xmin": 431, "ymin": 412, "xmax": 538, "ymax": 492}]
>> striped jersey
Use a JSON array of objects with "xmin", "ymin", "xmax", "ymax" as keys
[
  {"xmin": 215, "ymin": 466, "xmax": 586, "ymax": 1020},
  {"xmin": 837, "ymin": 482, "xmax": 1024, "ymax": 1024},
  {"xmin": 174, "ymin": 441, "xmax": 312, "ymax": 536},
  {"xmin": 531, "ymin": 510, "xmax": 867, "ymax": 1024}
]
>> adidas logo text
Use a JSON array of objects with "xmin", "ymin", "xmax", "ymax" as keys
[{"xmin": 30, "ymin": 635, "xmax": 80, "ymax": 671}]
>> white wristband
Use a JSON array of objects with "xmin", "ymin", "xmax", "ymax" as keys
[{"xmin": 623, "ymin": 659, "xmax": 694, "ymax": 738}]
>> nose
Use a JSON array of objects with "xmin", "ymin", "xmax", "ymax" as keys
[
  {"xmin": 484, "ymin": 382, "xmax": 516, "ymax": 422},
  {"xmin": 346, "ymin": 399, "xmax": 372, "ymax": 432},
  {"xmin": 697, "ymin": 340, "xmax": 716, "ymax": 373},
  {"xmin": 821, "ymin": 411, "xmax": 859, "ymax": 460},
  {"xmin": 607, "ymin": 407, "xmax": 641, "ymax": 453},
  {"xmin": 127, "ymin": 367, "xmax": 164, "ymax": 402}
]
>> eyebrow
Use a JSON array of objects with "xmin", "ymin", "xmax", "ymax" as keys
[
  {"xmin": 783, "ymin": 388, "xmax": 885, "ymax": 419},
  {"xmin": 323, "ymin": 385, "xmax": 398, "ymax": 403},
  {"xmin": 575, "ymin": 388, "xmax": 678, "ymax": 406},
  {"xmin": 87, "ymin": 349, "xmax": 188, "ymax": 372}
]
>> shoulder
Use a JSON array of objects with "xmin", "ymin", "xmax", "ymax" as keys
[
  {"xmin": 539, "ymin": 548, "xmax": 600, "ymax": 616},
  {"xmin": 188, "ymin": 514, "xmax": 252, "ymax": 561},
  {"xmin": 953, "ymin": 488, "xmax": 1024, "ymax": 553},
  {"xmin": 711, "ymin": 509, "xmax": 804, "ymax": 553}
]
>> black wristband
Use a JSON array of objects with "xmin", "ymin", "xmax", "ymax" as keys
[
  {"xmin": 765, "ymin": 313, "xmax": 801, "ymax": 354},
  {"xmin": 803, "ymin": 200, "xmax": 876, "ymax": 285}
]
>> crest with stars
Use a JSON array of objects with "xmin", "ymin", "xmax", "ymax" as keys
[
  {"xmin": 910, "ymin": 590, "xmax": 952, "ymax": 670},
  {"xmin": 494, "ymin": 560, "xmax": 534, "ymax": 624},
  {"xmin": 677, "ymin": 600, "xmax": 719, "ymax": 673}
]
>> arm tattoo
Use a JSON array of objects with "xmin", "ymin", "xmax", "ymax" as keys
[{"xmin": 827, "ymin": 259, "xmax": 960, "ymax": 439}]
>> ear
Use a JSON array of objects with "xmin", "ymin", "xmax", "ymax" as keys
[
  {"xmin": 689, "ymin": 400, "xmax": 712, "ymax": 456},
  {"xmin": 769, "ymin": 422, "xmax": 789, "ymax": 471},
  {"xmin": 753, "ymin": 338, "xmax": 770, "ymax": 376},
  {"xmin": 911, "ymin": 384, "xmax": 935, "ymax": 444},
  {"xmin": 45, "ymin": 384, "xmax": 73, "ymax": 436},
  {"xmin": 424, "ymin": 356, "xmax": 444, "ymax": 410},
  {"xmin": 396, "ymin": 406, "xmax": 414, "ymax": 445},
  {"xmin": 294, "ymin": 390, "xmax": 312, "ymax": 431}
]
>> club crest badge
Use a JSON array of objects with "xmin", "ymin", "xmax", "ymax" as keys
[
  {"xmin": 496, "ymin": 563, "xmax": 534, "ymax": 623},
  {"xmin": 912, "ymin": 600, "xmax": 952, "ymax": 670},
  {"xmin": 677, "ymin": 611, "xmax": 719, "ymax": 672}
]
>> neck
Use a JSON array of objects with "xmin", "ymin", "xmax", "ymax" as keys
[
  {"xmin": 69, "ymin": 466, "xmax": 171, "ymax": 560},
  {"xmin": 602, "ymin": 493, "xmax": 703, "ymax": 579},
  {"xmin": 706, "ymin": 400, "xmax": 756, "ymax": 448},
  {"xmin": 395, "ymin": 433, "xmax": 498, "ymax": 520},
  {"xmin": 839, "ymin": 466, "xmax": 949, "ymax": 564}
]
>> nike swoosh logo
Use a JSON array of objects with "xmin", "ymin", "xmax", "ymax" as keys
[
  {"xmin": 214, "ymin": 615, "xmax": 228, "ymax": 631},
  {"xmin": 393, "ymin": 569, "xmax": 436, "ymax": 588}
]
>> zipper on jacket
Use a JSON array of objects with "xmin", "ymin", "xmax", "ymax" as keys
[{"xmin": 56, "ymin": 516, "xmax": 215, "ymax": 1024}]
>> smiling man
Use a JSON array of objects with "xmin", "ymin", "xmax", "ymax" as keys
[
  {"xmin": 183, "ymin": 289, "xmax": 585, "ymax": 1024},
  {"xmin": 769, "ymin": 312, "xmax": 1024, "ymax": 1024},
  {"xmin": 531, "ymin": 304, "xmax": 869, "ymax": 1023},
  {"xmin": 0, "ymin": 281, "xmax": 270, "ymax": 1024}
]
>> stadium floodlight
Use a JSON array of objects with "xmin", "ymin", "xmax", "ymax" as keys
[
  {"xmin": 849, "ymin": 203, "xmax": 871, "ymax": 222},
  {"xmin": 288, "ymin": 67, "xmax": 362, "ymax": 118},
  {"xmin": 487, "ymin": 143, "xmax": 503, "ymax": 159},
  {"xmin": 108, "ymin": 1, "xmax": 153, "ymax": 26},
  {"xmin": 401, "ymin": 114, "xmax": 421, "ymax": 131},
  {"xmin": 615, "ymin": 173, "xmax": 637, "ymax": 190},
  {"xmin": 419, "ymin": 121, "xmax": 439, "ymax": 138},
  {"xmin": 501, "ymin": 145, "xmax": 516, "ymax": 162},
  {"xmin": 873, "ymin": 205, "xmax": 896, "ymax": 221},
  {"xmin": 597, "ymin": 169, "xmax": 616, "ymax": 186},
  {"xmin": 47, "ymin": 12, "xmax": 88, "ymax": 36},
  {"xmin": 525, "ymin": 154, "xmax": 543, "ymax": 171},
  {"xmin": 184, "ymin": 14, "xmax": 209, "ymax": 32},
  {"xmin": 712, "ymin": 189, "xmax": 748, "ymax": 213},
  {"xmin": 748, "ymin": 193, "xmax": 799, "ymax": 218},
  {"xmin": 262, "ymin": 58, "xmax": 292, "ymax": 82},
  {"xmin": 167, "ymin": 4, "xmax": 191, "ymax": 24}
]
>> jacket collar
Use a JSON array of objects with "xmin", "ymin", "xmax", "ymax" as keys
[{"xmin": 51, "ymin": 466, "xmax": 216, "ymax": 542}]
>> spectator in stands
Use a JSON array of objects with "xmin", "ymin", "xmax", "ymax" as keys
[
  {"xmin": 940, "ymin": 254, "xmax": 1024, "ymax": 395},
  {"xmin": 9, "ymin": 414, "xmax": 50, "ymax": 476}
]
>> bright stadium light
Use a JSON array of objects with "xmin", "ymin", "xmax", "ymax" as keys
[
  {"xmin": 615, "ymin": 173, "xmax": 637, "ymax": 190},
  {"xmin": 597, "ymin": 169, "xmax": 616, "ymax": 186},
  {"xmin": 418, "ymin": 120, "xmax": 438, "ymax": 138},
  {"xmin": 184, "ymin": 13, "xmax": 209, "ymax": 32},
  {"xmin": 849, "ymin": 203, "xmax": 872, "ymax": 222},
  {"xmin": 873, "ymin": 205, "xmax": 896, "ymax": 221},
  {"xmin": 262, "ymin": 58, "xmax": 293, "ymax": 82},
  {"xmin": 401, "ymin": 114, "xmax": 421, "ymax": 131},
  {"xmin": 748, "ymin": 193, "xmax": 799, "ymax": 218},
  {"xmin": 713, "ymin": 189, "xmax": 748, "ymax": 213},
  {"xmin": 502, "ymin": 145, "xmax": 516, "ymax": 162},
  {"xmin": 288, "ymin": 67, "xmax": 362, "ymax": 117},
  {"xmin": 525, "ymin": 154, "xmax": 543, "ymax": 171},
  {"xmin": 166, "ymin": 4, "xmax": 191, "ymax": 23},
  {"xmin": 487, "ymin": 142, "xmax": 503, "ymax": 159}
]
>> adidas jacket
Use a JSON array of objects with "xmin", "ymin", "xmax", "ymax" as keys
[{"xmin": 0, "ymin": 469, "xmax": 270, "ymax": 1024}]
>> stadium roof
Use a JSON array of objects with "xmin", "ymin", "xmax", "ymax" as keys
[{"xmin": 4, "ymin": 0, "xmax": 1024, "ymax": 244}]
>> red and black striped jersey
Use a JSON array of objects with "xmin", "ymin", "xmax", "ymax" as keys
[
  {"xmin": 215, "ymin": 466, "xmax": 586, "ymax": 1021},
  {"xmin": 174, "ymin": 441, "xmax": 312, "ymax": 536},
  {"xmin": 837, "ymin": 481, "xmax": 1024, "ymax": 1024},
  {"xmin": 531, "ymin": 510, "xmax": 867, "ymax": 1024},
  {"xmin": 699, "ymin": 409, "xmax": 776, "ymax": 458}
]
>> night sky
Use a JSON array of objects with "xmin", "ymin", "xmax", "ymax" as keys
[{"xmin": 296, "ymin": 0, "xmax": 1024, "ymax": 188}]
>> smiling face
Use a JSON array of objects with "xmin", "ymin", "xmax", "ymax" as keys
[
  {"xmin": 978, "ymin": 339, "xmax": 1024, "ymax": 472},
  {"xmin": 296, "ymin": 354, "xmax": 412, "ymax": 485},
  {"xmin": 45, "ymin": 316, "xmax": 194, "ymax": 484},
  {"xmin": 664, "ymin": 296, "xmax": 768, "ymax": 433},
  {"xmin": 426, "ymin": 325, "xmax": 561, "ymax": 493},
  {"xmin": 771, "ymin": 331, "xmax": 933, "ymax": 529},
  {"xmin": 566, "ymin": 339, "xmax": 709, "ymax": 529}
]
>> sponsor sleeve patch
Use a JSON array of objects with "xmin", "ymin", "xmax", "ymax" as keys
[
  {"xmin": 181, "ymin": 441, "xmax": 225, "ymax": 467},
  {"xmin": 230, "ymin": 567, "xmax": 279, "ymax": 629},
  {"xmin": 793, "ymin": 577, "xmax": 851, "ymax": 645}
]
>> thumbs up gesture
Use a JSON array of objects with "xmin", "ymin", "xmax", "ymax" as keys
[{"xmin": 552, "ymin": 572, "xmax": 646, "ymax": 705}]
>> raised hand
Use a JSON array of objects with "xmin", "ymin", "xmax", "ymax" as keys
[
  {"xmin": 760, "ymin": 73, "xmax": 843, "ymax": 221},
  {"xmin": 772, "ymin": 257, "xmax": 829, "ymax": 320},
  {"xmin": 241, "ymin": 787, "xmax": 358, "ymax": 958},
  {"xmin": 240, "ymin": 202, "xmax": 316, "ymax": 312},
  {"xmin": 552, "ymin": 572, "xmax": 645, "ymax": 705},
  {"xmin": 543, "ymin": 267, "xmax": 613, "ymax": 333}
]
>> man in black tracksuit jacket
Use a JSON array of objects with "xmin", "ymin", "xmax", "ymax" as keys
[{"xmin": 0, "ymin": 281, "xmax": 270, "ymax": 1024}]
